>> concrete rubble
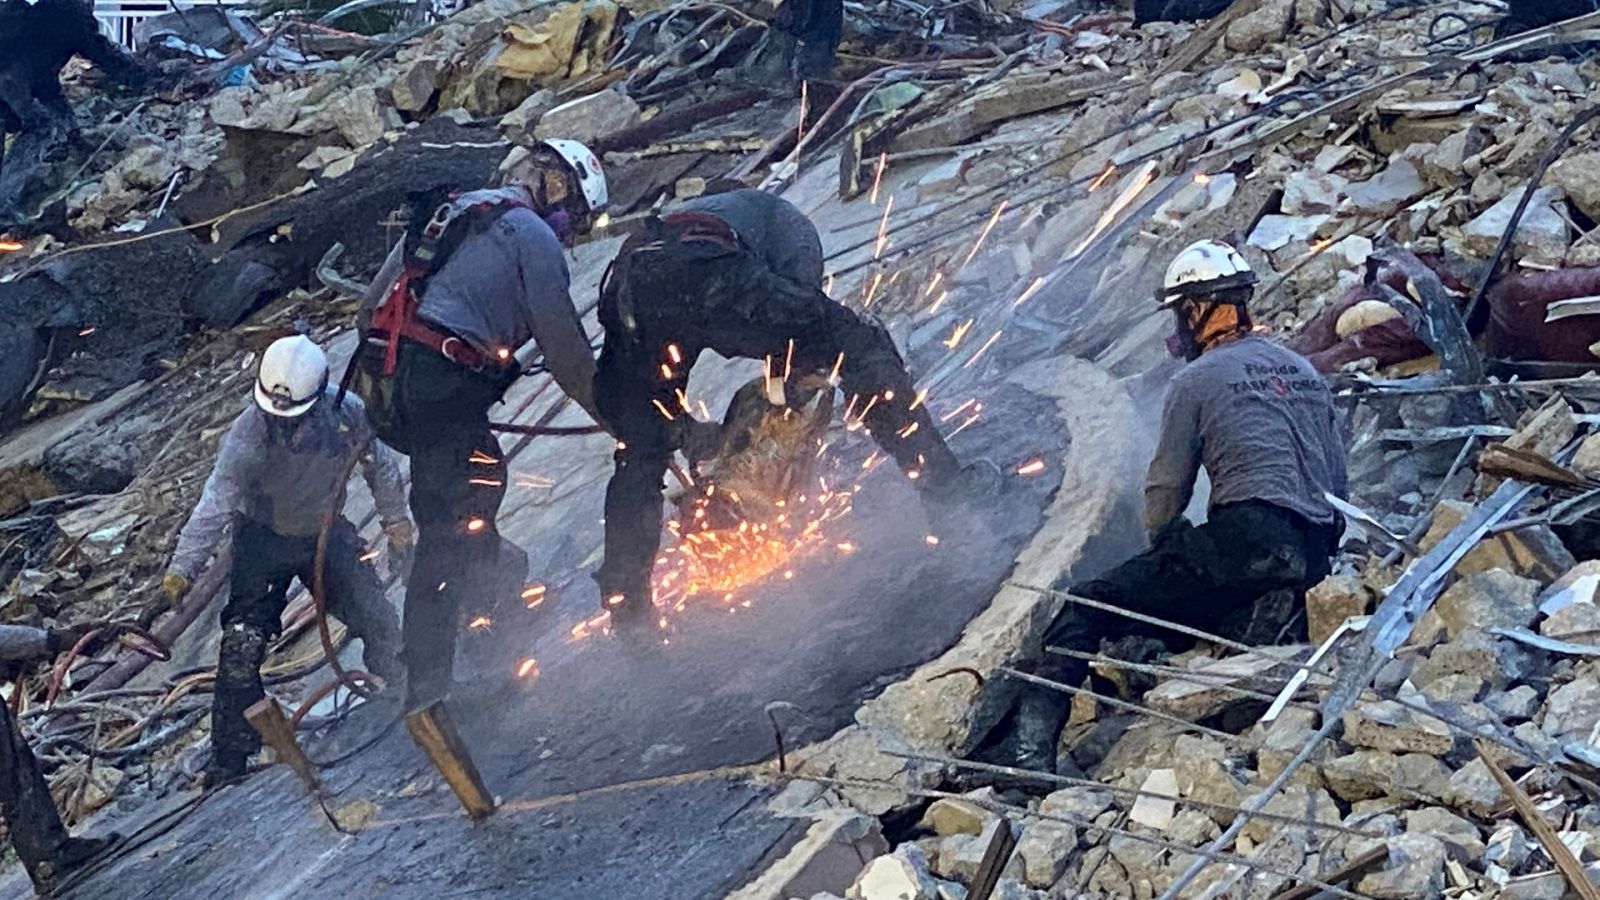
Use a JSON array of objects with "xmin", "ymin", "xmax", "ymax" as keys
[{"xmin": 7, "ymin": 0, "xmax": 1600, "ymax": 897}]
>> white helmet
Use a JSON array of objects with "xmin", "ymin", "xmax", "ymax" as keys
[
  {"xmin": 538, "ymin": 138, "xmax": 608, "ymax": 215},
  {"xmin": 1159, "ymin": 239, "xmax": 1257, "ymax": 307},
  {"xmin": 254, "ymin": 335, "xmax": 328, "ymax": 418}
]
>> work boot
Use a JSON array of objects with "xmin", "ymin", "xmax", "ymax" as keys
[
  {"xmin": 29, "ymin": 833, "xmax": 120, "ymax": 897},
  {"xmin": 207, "ymin": 623, "xmax": 269, "ymax": 787},
  {"xmin": 1007, "ymin": 686, "xmax": 1072, "ymax": 774}
]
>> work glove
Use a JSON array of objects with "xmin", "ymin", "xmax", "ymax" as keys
[
  {"xmin": 382, "ymin": 519, "xmax": 415, "ymax": 581},
  {"xmin": 137, "ymin": 573, "xmax": 189, "ymax": 630},
  {"xmin": 678, "ymin": 418, "xmax": 725, "ymax": 467}
]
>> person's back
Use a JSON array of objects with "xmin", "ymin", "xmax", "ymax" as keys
[
  {"xmin": 679, "ymin": 189, "xmax": 824, "ymax": 289},
  {"xmin": 1171, "ymin": 335, "xmax": 1346, "ymax": 526}
]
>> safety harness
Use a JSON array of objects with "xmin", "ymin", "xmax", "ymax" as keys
[{"xmin": 368, "ymin": 193, "xmax": 531, "ymax": 375}]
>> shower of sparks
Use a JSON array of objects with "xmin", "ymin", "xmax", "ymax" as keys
[
  {"xmin": 465, "ymin": 518, "xmax": 487, "ymax": 533},
  {"xmin": 869, "ymin": 152, "xmax": 888, "ymax": 204},
  {"xmin": 667, "ymin": 343, "xmax": 683, "ymax": 364},
  {"xmin": 964, "ymin": 330, "xmax": 1003, "ymax": 368},
  {"xmin": 828, "ymin": 352, "xmax": 845, "ymax": 386},
  {"xmin": 939, "ymin": 398, "xmax": 977, "ymax": 423},
  {"xmin": 468, "ymin": 477, "xmax": 504, "ymax": 487},
  {"xmin": 960, "ymin": 201, "xmax": 1007, "ymax": 270},
  {"xmin": 469, "ymin": 450, "xmax": 499, "ymax": 465},
  {"xmin": 924, "ymin": 534, "xmax": 940, "ymax": 545},
  {"xmin": 78, "ymin": 327, "xmax": 96, "ymax": 337},
  {"xmin": 522, "ymin": 583, "xmax": 547, "ymax": 607},
  {"xmin": 1194, "ymin": 171, "xmax": 1211, "ymax": 185},
  {"xmin": 927, "ymin": 290, "xmax": 950, "ymax": 315},
  {"xmin": 924, "ymin": 270, "xmax": 944, "ymax": 298},
  {"xmin": 797, "ymin": 81, "xmax": 809, "ymax": 146},
  {"xmin": 942, "ymin": 318, "xmax": 975, "ymax": 350},
  {"xmin": 784, "ymin": 338, "xmax": 795, "ymax": 382},
  {"xmin": 360, "ymin": 549, "xmax": 380, "ymax": 562},
  {"xmin": 0, "ymin": 241, "xmax": 22, "ymax": 252},
  {"xmin": 516, "ymin": 473, "xmax": 556, "ymax": 489},
  {"xmin": 468, "ymin": 615, "xmax": 492, "ymax": 629},
  {"xmin": 516, "ymin": 658, "xmax": 541, "ymax": 679},
  {"xmin": 873, "ymin": 196, "xmax": 895, "ymax": 259},
  {"xmin": 1088, "ymin": 162, "xmax": 1118, "ymax": 191},
  {"xmin": 653, "ymin": 398, "xmax": 676, "ymax": 420},
  {"xmin": 1017, "ymin": 457, "xmax": 1046, "ymax": 476},
  {"xmin": 660, "ymin": 364, "xmax": 674, "ymax": 379},
  {"xmin": 1012, "ymin": 276, "xmax": 1047, "ymax": 309}
]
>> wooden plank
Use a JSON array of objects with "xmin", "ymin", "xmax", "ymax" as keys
[
  {"xmin": 1269, "ymin": 845, "xmax": 1388, "ymax": 900},
  {"xmin": 245, "ymin": 697, "xmax": 320, "ymax": 793},
  {"xmin": 968, "ymin": 817, "xmax": 1018, "ymax": 900},
  {"xmin": 406, "ymin": 701, "xmax": 496, "ymax": 821},
  {"xmin": 1476, "ymin": 743, "xmax": 1600, "ymax": 900}
]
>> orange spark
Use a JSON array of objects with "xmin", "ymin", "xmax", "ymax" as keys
[
  {"xmin": 468, "ymin": 477, "xmax": 504, "ymax": 487},
  {"xmin": 468, "ymin": 615, "xmax": 492, "ymax": 629},
  {"xmin": 661, "ymin": 364, "xmax": 674, "ymax": 379},
  {"xmin": 652, "ymin": 399, "xmax": 676, "ymax": 420},
  {"xmin": 939, "ymin": 398, "xmax": 977, "ymax": 423},
  {"xmin": 1194, "ymin": 171, "xmax": 1211, "ymax": 185},
  {"xmin": 516, "ymin": 473, "xmax": 556, "ymax": 489},
  {"xmin": 516, "ymin": 658, "xmax": 541, "ymax": 679},
  {"xmin": 927, "ymin": 290, "xmax": 949, "ymax": 315},
  {"xmin": 1012, "ymin": 276, "xmax": 1047, "ymax": 309},
  {"xmin": 1017, "ymin": 458, "xmax": 1046, "ymax": 476},
  {"xmin": 465, "ymin": 518, "xmax": 487, "ymax": 533},
  {"xmin": 924, "ymin": 270, "xmax": 944, "ymax": 298},
  {"xmin": 829, "ymin": 352, "xmax": 845, "ymax": 385},
  {"xmin": 469, "ymin": 450, "xmax": 500, "ymax": 465},
  {"xmin": 495, "ymin": 347, "xmax": 512, "ymax": 361},
  {"xmin": 78, "ymin": 327, "xmax": 96, "ymax": 337},
  {"xmin": 942, "ymin": 319, "xmax": 975, "ymax": 350},
  {"xmin": 1089, "ymin": 162, "xmax": 1118, "ymax": 191},
  {"xmin": 925, "ymin": 534, "xmax": 940, "ymax": 545},
  {"xmin": 837, "ymin": 541, "xmax": 857, "ymax": 554},
  {"xmin": 360, "ymin": 549, "xmax": 380, "ymax": 562},
  {"xmin": 869, "ymin": 152, "xmax": 888, "ymax": 205},
  {"xmin": 0, "ymin": 241, "xmax": 22, "ymax": 252},
  {"xmin": 862, "ymin": 271, "xmax": 884, "ymax": 307},
  {"xmin": 667, "ymin": 343, "xmax": 683, "ymax": 364},
  {"xmin": 523, "ymin": 584, "xmax": 548, "ymax": 607},
  {"xmin": 960, "ymin": 201, "xmax": 1008, "ymax": 270},
  {"xmin": 784, "ymin": 338, "xmax": 795, "ymax": 382},
  {"xmin": 964, "ymin": 330, "xmax": 1003, "ymax": 369}
]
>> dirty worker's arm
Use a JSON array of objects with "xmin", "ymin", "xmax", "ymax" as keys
[
  {"xmin": 0, "ymin": 624, "xmax": 50, "ymax": 662},
  {"xmin": 168, "ymin": 413, "xmax": 254, "ymax": 579},
  {"xmin": 358, "ymin": 435, "xmax": 410, "ymax": 527},
  {"xmin": 519, "ymin": 239, "xmax": 605, "ymax": 430},
  {"xmin": 70, "ymin": 7, "xmax": 152, "ymax": 89},
  {"xmin": 1142, "ymin": 380, "xmax": 1202, "ymax": 538}
]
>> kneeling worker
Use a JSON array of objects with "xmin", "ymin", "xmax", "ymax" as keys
[
  {"xmin": 148, "ymin": 335, "xmax": 413, "ymax": 784},
  {"xmin": 1001, "ymin": 240, "xmax": 1348, "ymax": 773},
  {"xmin": 594, "ymin": 187, "xmax": 988, "ymax": 625}
]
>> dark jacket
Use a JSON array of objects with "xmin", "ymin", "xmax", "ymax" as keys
[{"xmin": 680, "ymin": 189, "xmax": 825, "ymax": 289}]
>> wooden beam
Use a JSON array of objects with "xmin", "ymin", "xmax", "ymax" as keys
[
  {"xmin": 245, "ymin": 697, "xmax": 320, "ymax": 793},
  {"xmin": 1268, "ymin": 845, "xmax": 1388, "ymax": 900},
  {"xmin": 1476, "ymin": 743, "xmax": 1600, "ymax": 900},
  {"xmin": 968, "ymin": 817, "xmax": 1018, "ymax": 900},
  {"xmin": 406, "ymin": 701, "xmax": 496, "ymax": 821}
]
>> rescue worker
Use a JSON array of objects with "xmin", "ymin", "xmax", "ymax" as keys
[
  {"xmin": 594, "ymin": 187, "xmax": 984, "ymax": 625},
  {"xmin": 0, "ymin": 622, "xmax": 118, "ymax": 896},
  {"xmin": 0, "ymin": 0, "xmax": 152, "ymax": 227},
  {"xmin": 774, "ymin": 0, "xmax": 843, "ymax": 81},
  {"xmin": 150, "ymin": 335, "xmax": 413, "ymax": 784},
  {"xmin": 352, "ymin": 139, "xmax": 608, "ymax": 710},
  {"xmin": 997, "ymin": 240, "xmax": 1347, "ymax": 773}
]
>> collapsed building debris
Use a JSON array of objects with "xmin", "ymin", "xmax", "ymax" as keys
[{"xmin": 9, "ymin": 0, "xmax": 1600, "ymax": 897}]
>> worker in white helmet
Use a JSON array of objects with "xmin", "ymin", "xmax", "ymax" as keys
[
  {"xmin": 988, "ymin": 240, "xmax": 1348, "ymax": 775},
  {"xmin": 350, "ymin": 139, "xmax": 610, "ymax": 710},
  {"xmin": 149, "ymin": 335, "xmax": 413, "ymax": 786}
]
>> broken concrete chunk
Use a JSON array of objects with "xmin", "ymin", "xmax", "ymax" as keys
[
  {"xmin": 1546, "ymin": 150, "xmax": 1600, "ymax": 222},
  {"xmin": 1445, "ymin": 758, "xmax": 1505, "ymax": 815},
  {"xmin": 1342, "ymin": 699, "xmax": 1455, "ymax": 756},
  {"xmin": 1282, "ymin": 170, "xmax": 1349, "ymax": 216},
  {"xmin": 849, "ymin": 845, "xmax": 941, "ymax": 900},
  {"xmin": 1464, "ymin": 185, "xmax": 1571, "ymax": 266},
  {"xmin": 1488, "ymin": 684, "xmax": 1541, "ymax": 722},
  {"xmin": 920, "ymin": 798, "xmax": 995, "ymax": 838},
  {"xmin": 391, "ymin": 58, "xmax": 441, "ymax": 113},
  {"xmin": 1433, "ymin": 569, "xmax": 1541, "ymax": 641},
  {"xmin": 534, "ymin": 89, "xmax": 641, "ymax": 145},
  {"xmin": 1506, "ymin": 396, "xmax": 1577, "ymax": 458},
  {"xmin": 1039, "ymin": 785, "xmax": 1112, "ymax": 823},
  {"xmin": 1247, "ymin": 214, "xmax": 1330, "ymax": 252},
  {"xmin": 1323, "ymin": 750, "xmax": 1452, "ymax": 803},
  {"xmin": 1541, "ymin": 601, "xmax": 1600, "ymax": 642},
  {"xmin": 1540, "ymin": 666, "xmax": 1600, "ymax": 742},
  {"xmin": 1144, "ymin": 652, "xmax": 1289, "ymax": 721},
  {"xmin": 1240, "ymin": 783, "xmax": 1341, "ymax": 844},
  {"xmin": 1421, "ymin": 499, "xmax": 1574, "ymax": 583},
  {"xmin": 1355, "ymin": 833, "xmax": 1447, "ymax": 899},
  {"xmin": 1417, "ymin": 672, "xmax": 1486, "ymax": 706},
  {"xmin": 500, "ymin": 88, "xmax": 557, "ymax": 144},
  {"xmin": 1341, "ymin": 157, "xmax": 1426, "ymax": 217},
  {"xmin": 1573, "ymin": 433, "xmax": 1600, "ymax": 479},
  {"xmin": 1404, "ymin": 807, "xmax": 1485, "ymax": 856},
  {"xmin": 1014, "ymin": 816, "xmax": 1076, "ymax": 889},
  {"xmin": 1129, "ymin": 769, "xmax": 1178, "ymax": 830},
  {"xmin": 1306, "ymin": 574, "xmax": 1372, "ymax": 644}
]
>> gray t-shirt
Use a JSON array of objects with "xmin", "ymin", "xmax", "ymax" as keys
[
  {"xmin": 168, "ymin": 390, "xmax": 408, "ymax": 579},
  {"xmin": 680, "ymin": 189, "xmax": 824, "ymax": 288},
  {"xmin": 1145, "ymin": 335, "xmax": 1347, "ymax": 533},
  {"xmin": 414, "ymin": 187, "xmax": 599, "ymax": 420}
]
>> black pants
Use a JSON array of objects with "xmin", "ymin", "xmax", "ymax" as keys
[
  {"xmin": 210, "ymin": 517, "xmax": 403, "ymax": 777},
  {"xmin": 1035, "ymin": 501, "xmax": 1338, "ymax": 690},
  {"xmin": 776, "ymin": 0, "xmax": 843, "ymax": 79},
  {"xmin": 0, "ymin": 694, "xmax": 73, "ymax": 889},
  {"xmin": 363, "ymin": 341, "xmax": 524, "ymax": 709},
  {"xmin": 593, "ymin": 231, "xmax": 958, "ymax": 607}
]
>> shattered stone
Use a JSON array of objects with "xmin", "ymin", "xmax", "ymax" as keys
[
  {"xmin": 1354, "ymin": 833, "xmax": 1446, "ymax": 900},
  {"xmin": 988, "ymin": 879, "xmax": 1044, "ymax": 900},
  {"xmin": 1247, "ymin": 214, "xmax": 1330, "ymax": 252},
  {"xmin": 934, "ymin": 820, "xmax": 1022, "ymax": 886},
  {"xmin": 1488, "ymin": 684, "xmax": 1541, "ymax": 722},
  {"xmin": 1224, "ymin": 0, "xmax": 1292, "ymax": 53},
  {"xmin": 1169, "ymin": 735, "xmax": 1245, "ymax": 827},
  {"xmin": 1431, "ymin": 569, "xmax": 1541, "ymax": 641},
  {"xmin": 1499, "ymin": 871, "xmax": 1566, "ymax": 900},
  {"xmin": 1255, "ymin": 706, "xmax": 1332, "ymax": 786},
  {"xmin": 534, "ymin": 89, "xmax": 641, "ymax": 144},
  {"xmin": 1540, "ymin": 665, "xmax": 1600, "ymax": 742},
  {"xmin": 1107, "ymin": 831, "xmax": 1169, "ymax": 897},
  {"xmin": 1486, "ymin": 823, "xmax": 1535, "ymax": 871},
  {"xmin": 1421, "ymin": 500, "xmax": 1574, "ymax": 583},
  {"xmin": 1547, "ymin": 151, "xmax": 1600, "ymax": 222},
  {"xmin": 1281, "ymin": 170, "xmax": 1348, "ymax": 216},
  {"xmin": 1342, "ymin": 699, "xmax": 1455, "ymax": 757},
  {"xmin": 390, "ymin": 58, "xmax": 441, "ymax": 113},
  {"xmin": 1014, "ymin": 815, "xmax": 1076, "ymax": 889},
  {"xmin": 1239, "ymin": 784, "xmax": 1340, "ymax": 844},
  {"xmin": 1305, "ymin": 574, "xmax": 1371, "ymax": 644},
  {"xmin": 1445, "ymin": 758, "xmax": 1505, "ymax": 815},
  {"xmin": 1144, "ymin": 653, "xmax": 1288, "ymax": 721},
  {"xmin": 1415, "ymin": 130, "xmax": 1481, "ymax": 190},
  {"xmin": 1322, "ymin": 750, "xmax": 1452, "ymax": 804},
  {"xmin": 1404, "ymin": 807, "xmax": 1485, "ymax": 857},
  {"xmin": 1341, "ymin": 157, "xmax": 1425, "ymax": 217},
  {"xmin": 1417, "ymin": 673, "xmax": 1486, "ymax": 706},
  {"xmin": 1039, "ymin": 785, "xmax": 1112, "ymax": 823},
  {"xmin": 1412, "ymin": 629, "xmax": 1546, "ymax": 691},
  {"xmin": 849, "ymin": 845, "xmax": 941, "ymax": 900},
  {"xmin": 499, "ymin": 88, "xmax": 557, "ymax": 144},
  {"xmin": 920, "ymin": 797, "xmax": 996, "ymax": 838},
  {"xmin": 1541, "ymin": 602, "xmax": 1600, "ymax": 642},
  {"xmin": 1128, "ymin": 769, "xmax": 1178, "ymax": 830},
  {"xmin": 1464, "ymin": 185, "xmax": 1571, "ymax": 266},
  {"xmin": 1506, "ymin": 396, "xmax": 1578, "ymax": 459}
]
